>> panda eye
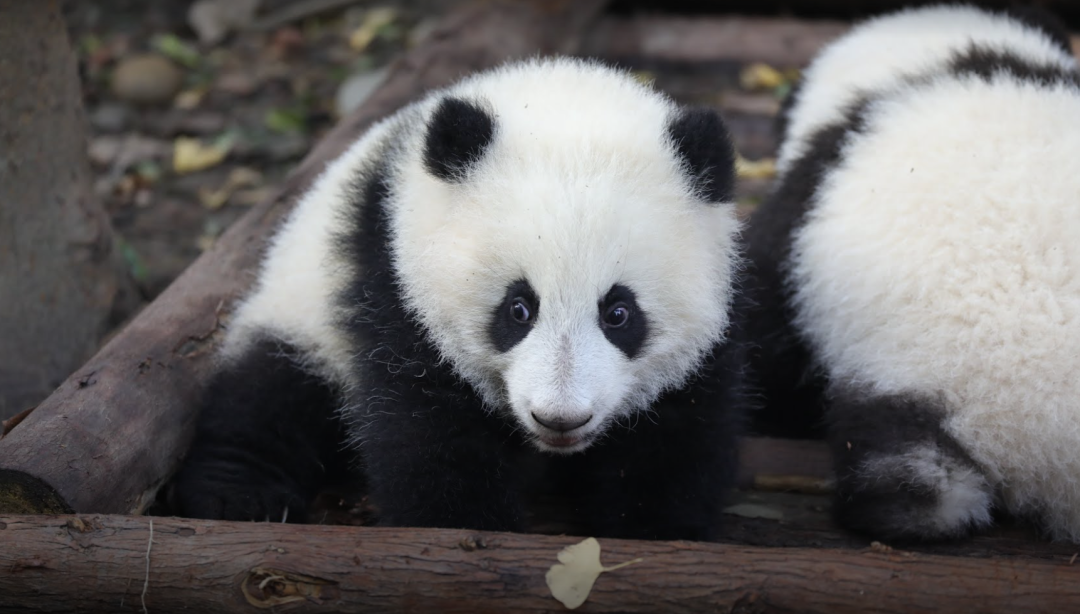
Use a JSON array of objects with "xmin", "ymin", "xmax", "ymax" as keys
[
  {"xmin": 510, "ymin": 298, "xmax": 533, "ymax": 324},
  {"xmin": 602, "ymin": 302, "xmax": 631, "ymax": 329}
]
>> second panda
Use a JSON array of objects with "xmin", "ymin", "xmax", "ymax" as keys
[
  {"xmin": 170, "ymin": 58, "xmax": 747, "ymax": 541},
  {"xmin": 745, "ymin": 5, "xmax": 1080, "ymax": 541}
]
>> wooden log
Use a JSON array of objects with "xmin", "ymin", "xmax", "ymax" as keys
[
  {"xmin": 2, "ymin": 514, "xmax": 1079, "ymax": 614},
  {"xmin": 0, "ymin": 0, "xmax": 609, "ymax": 515},
  {"xmin": 585, "ymin": 15, "xmax": 850, "ymax": 67}
]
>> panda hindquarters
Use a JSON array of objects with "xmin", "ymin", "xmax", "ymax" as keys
[{"xmin": 746, "ymin": 5, "xmax": 1080, "ymax": 542}]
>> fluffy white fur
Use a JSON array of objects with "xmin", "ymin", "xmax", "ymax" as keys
[
  {"xmin": 790, "ymin": 71, "xmax": 1080, "ymax": 539},
  {"xmin": 223, "ymin": 58, "xmax": 741, "ymax": 453},
  {"xmin": 777, "ymin": 4, "xmax": 1076, "ymax": 173}
]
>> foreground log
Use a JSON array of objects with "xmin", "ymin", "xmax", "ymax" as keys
[
  {"xmin": 1, "ymin": 514, "xmax": 1078, "ymax": 614},
  {"xmin": 0, "ymin": 0, "xmax": 608, "ymax": 515}
]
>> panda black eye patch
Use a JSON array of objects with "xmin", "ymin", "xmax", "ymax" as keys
[
  {"xmin": 489, "ymin": 279, "xmax": 539, "ymax": 353},
  {"xmin": 599, "ymin": 284, "xmax": 648, "ymax": 359}
]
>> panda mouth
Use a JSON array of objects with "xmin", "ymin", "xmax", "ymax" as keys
[{"xmin": 535, "ymin": 429, "xmax": 597, "ymax": 453}]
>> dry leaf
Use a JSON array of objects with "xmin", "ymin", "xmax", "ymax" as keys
[
  {"xmin": 740, "ymin": 62, "xmax": 785, "ymax": 91},
  {"xmin": 545, "ymin": 537, "xmax": 642, "ymax": 610},
  {"xmin": 348, "ymin": 8, "xmax": 398, "ymax": 52},
  {"xmin": 173, "ymin": 136, "xmax": 232, "ymax": 174},
  {"xmin": 198, "ymin": 166, "xmax": 263, "ymax": 209},
  {"xmin": 736, "ymin": 155, "xmax": 777, "ymax": 180}
]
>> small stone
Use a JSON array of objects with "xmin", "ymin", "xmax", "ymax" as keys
[
  {"xmin": 188, "ymin": 0, "xmax": 261, "ymax": 46},
  {"xmin": 89, "ymin": 102, "xmax": 132, "ymax": 133},
  {"xmin": 111, "ymin": 54, "xmax": 185, "ymax": 105},
  {"xmin": 215, "ymin": 71, "xmax": 257, "ymax": 96}
]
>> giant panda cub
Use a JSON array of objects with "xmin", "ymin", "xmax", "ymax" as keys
[
  {"xmin": 170, "ymin": 58, "xmax": 746, "ymax": 541},
  {"xmin": 745, "ymin": 4, "xmax": 1080, "ymax": 542}
]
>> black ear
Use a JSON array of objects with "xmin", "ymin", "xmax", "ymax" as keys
[
  {"xmin": 667, "ymin": 107, "xmax": 736, "ymax": 204},
  {"xmin": 423, "ymin": 97, "xmax": 496, "ymax": 182}
]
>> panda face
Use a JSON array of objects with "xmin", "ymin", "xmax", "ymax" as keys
[
  {"xmin": 388, "ymin": 59, "xmax": 741, "ymax": 454},
  {"xmin": 489, "ymin": 279, "xmax": 649, "ymax": 452}
]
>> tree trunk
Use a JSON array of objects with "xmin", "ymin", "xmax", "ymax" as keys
[
  {"xmin": 0, "ymin": 0, "xmax": 609, "ymax": 515},
  {"xmin": 1, "ymin": 514, "xmax": 1078, "ymax": 614},
  {"xmin": 0, "ymin": 0, "xmax": 139, "ymax": 421}
]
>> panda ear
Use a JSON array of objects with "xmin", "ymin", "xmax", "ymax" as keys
[
  {"xmin": 667, "ymin": 107, "xmax": 736, "ymax": 204},
  {"xmin": 423, "ymin": 96, "xmax": 496, "ymax": 182}
]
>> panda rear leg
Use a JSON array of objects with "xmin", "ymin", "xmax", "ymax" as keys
[
  {"xmin": 169, "ymin": 336, "xmax": 350, "ymax": 522},
  {"xmin": 826, "ymin": 384, "xmax": 994, "ymax": 541}
]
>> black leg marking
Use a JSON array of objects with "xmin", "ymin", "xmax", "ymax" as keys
[
  {"xmin": 826, "ymin": 385, "xmax": 994, "ymax": 542},
  {"xmin": 353, "ymin": 390, "xmax": 525, "ymax": 531},
  {"xmin": 338, "ymin": 160, "xmax": 525, "ymax": 532},
  {"xmin": 571, "ymin": 341, "xmax": 745, "ymax": 541},
  {"xmin": 170, "ymin": 338, "xmax": 349, "ymax": 522}
]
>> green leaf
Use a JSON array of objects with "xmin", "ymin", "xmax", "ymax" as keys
[{"xmin": 151, "ymin": 34, "xmax": 201, "ymax": 69}]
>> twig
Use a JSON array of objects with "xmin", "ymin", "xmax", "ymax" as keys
[{"xmin": 141, "ymin": 518, "xmax": 153, "ymax": 614}]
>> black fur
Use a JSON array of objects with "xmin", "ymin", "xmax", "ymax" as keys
[
  {"xmin": 335, "ymin": 158, "xmax": 526, "ymax": 530},
  {"xmin": 742, "ymin": 102, "xmax": 871, "ymax": 439},
  {"xmin": 169, "ymin": 338, "xmax": 350, "ymax": 522},
  {"xmin": 826, "ymin": 385, "xmax": 991, "ymax": 542},
  {"xmin": 489, "ymin": 279, "xmax": 539, "ymax": 353},
  {"xmin": 667, "ymin": 107, "xmax": 736, "ymax": 203},
  {"xmin": 1001, "ymin": 3, "xmax": 1074, "ymax": 55},
  {"xmin": 423, "ymin": 97, "xmax": 496, "ymax": 182},
  {"xmin": 599, "ymin": 284, "xmax": 648, "ymax": 360},
  {"xmin": 950, "ymin": 46, "xmax": 1080, "ymax": 87}
]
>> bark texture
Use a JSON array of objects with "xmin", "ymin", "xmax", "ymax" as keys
[
  {"xmin": 0, "ymin": 0, "xmax": 139, "ymax": 420},
  {"xmin": 1, "ymin": 514, "xmax": 1078, "ymax": 614}
]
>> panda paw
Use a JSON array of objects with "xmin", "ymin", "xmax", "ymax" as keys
[
  {"xmin": 834, "ymin": 443, "xmax": 994, "ymax": 542},
  {"xmin": 169, "ymin": 466, "xmax": 310, "ymax": 523}
]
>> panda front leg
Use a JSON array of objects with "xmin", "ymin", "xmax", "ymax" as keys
[
  {"xmin": 353, "ymin": 387, "xmax": 525, "ymax": 532},
  {"xmin": 170, "ymin": 337, "xmax": 349, "ymax": 522},
  {"xmin": 579, "ymin": 363, "xmax": 742, "ymax": 541},
  {"xmin": 826, "ymin": 384, "xmax": 995, "ymax": 541}
]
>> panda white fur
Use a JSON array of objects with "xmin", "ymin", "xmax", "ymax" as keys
[
  {"xmin": 170, "ymin": 57, "xmax": 746, "ymax": 540},
  {"xmin": 746, "ymin": 4, "xmax": 1080, "ymax": 541}
]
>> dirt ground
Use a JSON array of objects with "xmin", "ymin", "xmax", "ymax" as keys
[
  {"xmin": 65, "ymin": 0, "xmax": 465, "ymax": 299},
  {"xmin": 64, "ymin": 0, "xmax": 800, "ymax": 301}
]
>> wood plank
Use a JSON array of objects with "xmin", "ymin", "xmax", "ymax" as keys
[{"xmin": 2, "ymin": 514, "xmax": 1079, "ymax": 614}]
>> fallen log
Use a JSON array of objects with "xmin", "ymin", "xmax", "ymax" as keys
[
  {"xmin": 0, "ymin": 0, "xmax": 609, "ymax": 515},
  {"xmin": 1, "ymin": 514, "xmax": 1079, "ymax": 614}
]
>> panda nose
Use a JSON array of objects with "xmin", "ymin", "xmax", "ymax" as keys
[{"xmin": 531, "ymin": 413, "xmax": 592, "ymax": 432}]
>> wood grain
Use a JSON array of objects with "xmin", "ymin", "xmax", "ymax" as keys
[{"xmin": 2, "ymin": 514, "xmax": 1078, "ymax": 614}]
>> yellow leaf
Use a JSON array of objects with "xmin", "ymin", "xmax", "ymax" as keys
[
  {"xmin": 173, "ymin": 137, "xmax": 231, "ymax": 174},
  {"xmin": 545, "ymin": 537, "xmax": 642, "ymax": 610},
  {"xmin": 736, "ymin": 154, "xmax": 777, "ymax": 180},
  {"xmin": 198, "ymin": 166, "xmax": 263, "ymax": 209},
  {"xmin": 348, "ymin": 8, "xmax": 398, "ymax": 52},
  {"xmin": 740, "ymin": 62, "xmax": 785, "ymax": 91}
]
